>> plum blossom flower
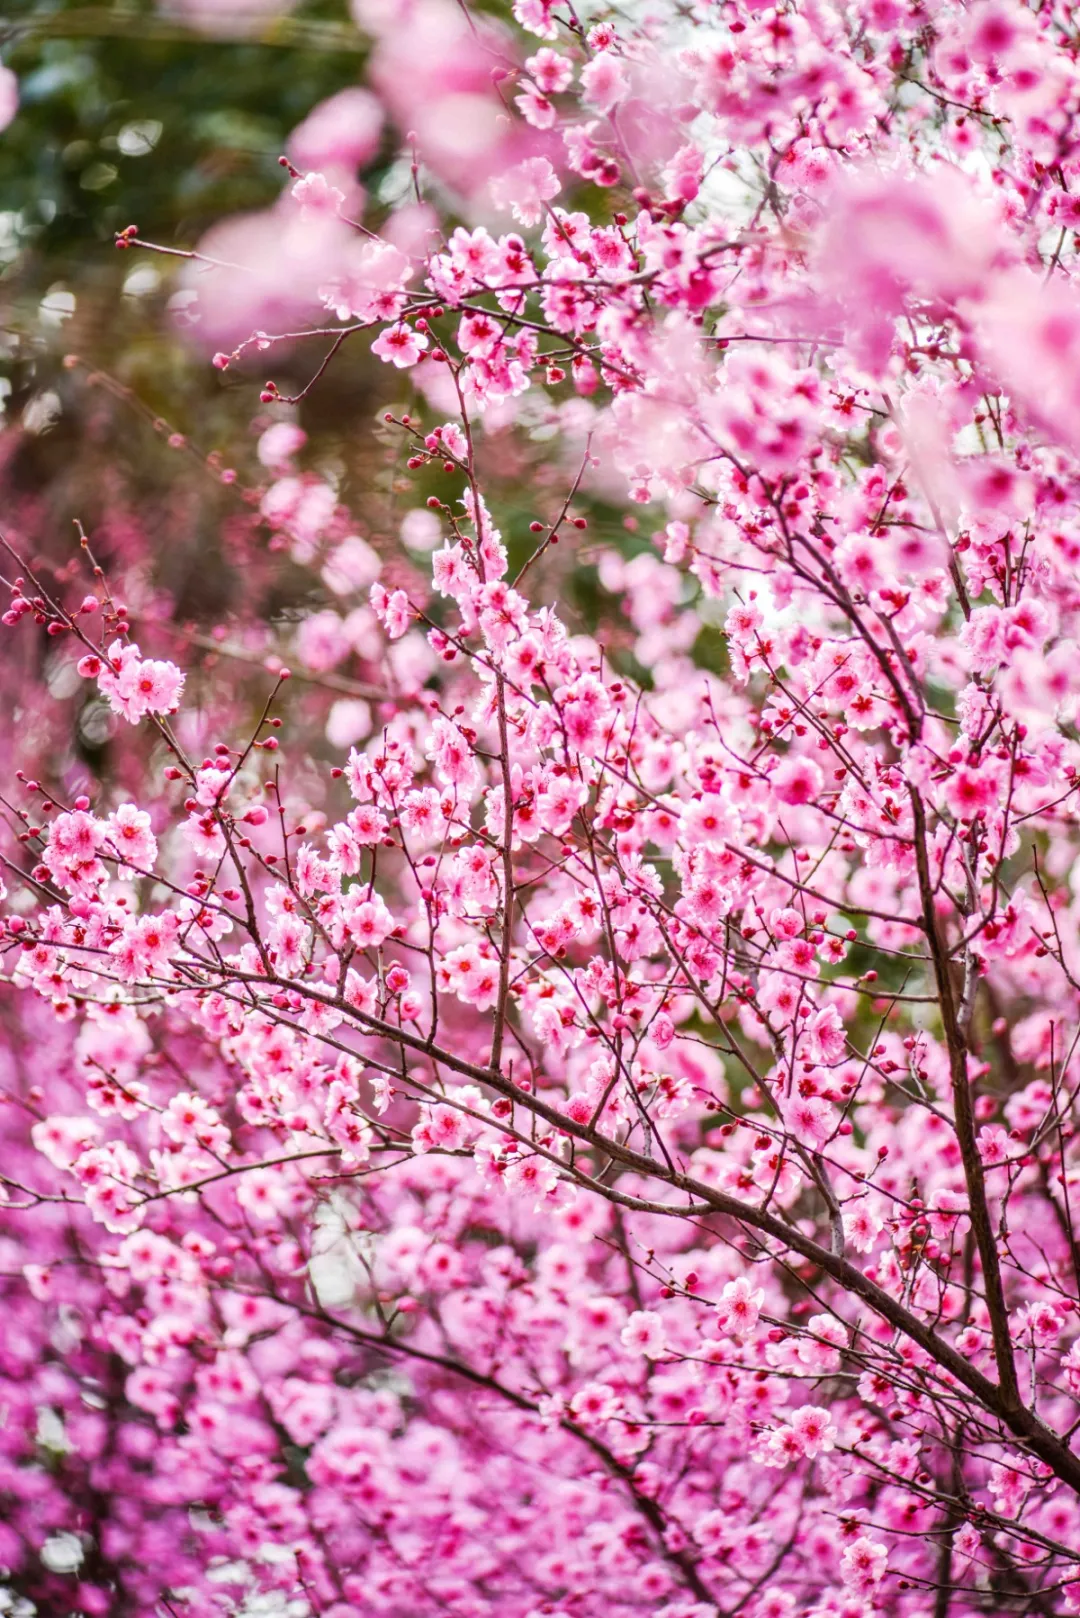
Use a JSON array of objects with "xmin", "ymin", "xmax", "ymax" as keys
[
  {"xmin": 342, "ymin": 892, "xmax": 395, "ymax": 950},
  {"xmin": 977, "ymin": 1124, "xmax": 1012, "ymax": 1165},
  {"xmin": 95, "ymin": 641, "xmax": 185, "ymax": 723},
  {"xmin": 513, "ymin": 0, "xmax": 559, "ymax": 40},
  {"xmin": 806, "ymin": 1005, "xmax": 846, "ymax": 1064},
  {"xmin": 788, "ymin": 1405, "xmax": 837, "ymax": 1458},
  {"xmin": 621, "ymin": 1309, "xmax": 667, "ymax": 1358},
  {"xmin": 104, "ymin": 804, "xmax": 158, "ymax": 875},
  {"xmin": 843, "ymin": 1202, "xmax": 883, "ymax": 1254},
  {"xmin": 784, "ymin": 1093, "xmax": 834, "ymax": 1148},
  {"xmin": 370, "ymin": 581, "xmax": 413, "ymax": 639},
  {"xmin": 772, "ymin": 755, "xmax": 825, "ymax": 807},
  {"xmin": 840, "ymin": 1536, "xmax": 888, "ymax": 1591},
  {"xmin": 580, "ymin": 53, "xmax": 629, "ymax": 112},
  {"xmin": 490, "ymin": 157, "xmax": 560, "ymax": 227},
  {"xmin": 715, "ymin": 1277, "xmax": 764, "ymax": 1340},
  {"xmin": 371, "ymin": 322, "xmax": 428, "ymax": 368},
  {"xmin": 42, "ymin": 810, "xmax": 106, "ymax": 894}
]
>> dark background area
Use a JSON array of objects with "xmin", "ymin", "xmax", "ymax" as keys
[{"xmin": 0, "ymin": 2, "xmax": 378, "ymax": 599}]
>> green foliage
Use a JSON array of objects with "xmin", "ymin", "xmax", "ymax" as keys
[
  {"xmin": 0, "ymin": 2, "xmax": 369, "ymax": 474},
  {"xmin": 2, "ymin": 1, "xmax": 364, "ymax": 264},
  {"xmin": 0, "ymin": 3, "xmax": 377, "ymax": 596}
]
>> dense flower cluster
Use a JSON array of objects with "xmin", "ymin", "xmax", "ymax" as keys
[{"xmin": 5, "ymin": 0, "xmax": 1080, "ymax": 1613}]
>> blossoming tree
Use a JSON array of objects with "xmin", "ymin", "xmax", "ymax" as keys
[{"xmin": 4, "ymin": 0, "xmax": 1080, "ymax": 1613}]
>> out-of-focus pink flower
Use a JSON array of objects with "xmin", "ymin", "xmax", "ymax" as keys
[
  {"xmin": 288, "ymin": 87, "xmax": 384, "ymax": 175},
  {"xmin": 320, "ymin": 239, "xmax": 412, "ymax": 323},
  {"xmin": 326, "ymin": 698, "xmax": 373, "ymax": 749},
  {"xmin": 580, "ymin": 53, "xmax": 629, "ymax": 113},
  {"xmin": 490, "ymin": 156, "xmax": 560, "ymax": 227},
  {"xmin": 297, "ymin": 609, "xmax": 351, "ymax": 673},
  {"xmin": 257, "ymin": 422, "xmax": 307, "ymax": 471},
  {"xmin": 180, "ymin": 201, "xmax": 353, "ymax": 352},
  {"xmin": 816, "ymin": 165, "xmax": 1006, "ymax": 373},
  {"xmin": 321, "ymin": 535, "xmax": 382, "ymax": 595},
  {"xmin": 0, "ymin": 66, "xmax": 17, "ymax": 133},
  {"xmin": 772, "ymin": 755, "xmax": 824, "ymax": 807},
  {"xmin": 361, "ymin": 0, "xmax": 552, "ymax": 202},
  {"xmin": 974, "ymin": 269, "xmax": 1080, "ymax": 456}
]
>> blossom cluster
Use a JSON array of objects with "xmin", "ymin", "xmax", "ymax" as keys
[{"xmin": 4, "ymin": 0, "xmax": 1080, "ymax": 1614}]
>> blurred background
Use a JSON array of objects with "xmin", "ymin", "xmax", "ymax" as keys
[
  {"xmin": 0, "ymin": 0, "xmax": 458, "ymax": 803},
  {"xmin": 1, "ymin": 0, "xmax": 372, "ymax": 621},
  {"xmin": 0, "ymin": 0, "xmax": 700, "ymax": 801}
]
